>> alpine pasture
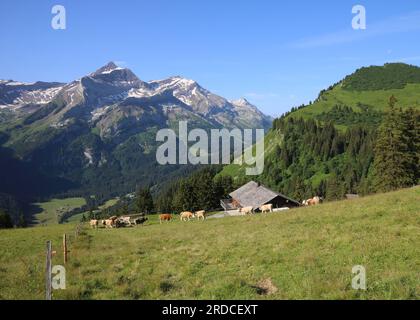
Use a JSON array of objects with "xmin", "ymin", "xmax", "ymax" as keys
[{"xmin": 0, "ymin": 187, "xmax": 419, "ymax": 300}]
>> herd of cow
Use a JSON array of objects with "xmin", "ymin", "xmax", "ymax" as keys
[
  {"xmin": 89, "ymin": 196, "xmax": 323, "ymax": 229},
  {"xmin": 89, "ymin": 216, "xmax": 148, "ymax": 229},
  {"xmin": 236, "ymin": 203, "xmax": 275, "ymax": 215},
  {"xmin": 159, "ymin": 210, "xmax": 206, "ymax": 224}
]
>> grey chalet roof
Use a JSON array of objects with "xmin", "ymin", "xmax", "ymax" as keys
[{"xmin": 229, "ymin": 181, "xmax": 300, "ymax": 208}]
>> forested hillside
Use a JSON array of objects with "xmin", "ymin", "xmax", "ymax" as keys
[
  {"xmin": 80, "ymin": 64, "xmax": 420, "ymax": 218},
  {"xmin": 0, "ymin": 63, "xmax": 271, "ymax": 225},
  {"xmin": 219, "ymin": 64, "xmax": 420, "ymax": 202},
  {"xmin": 287, "ymin": 63, "xmax": 420, "ymax": 126},
  {"xmin": 341, "ymin": 63, "xmax": 420, "ymax": 90},
  {"xmin": 2, "ymin": 63, "xmax": 420, "ymax": 225}
]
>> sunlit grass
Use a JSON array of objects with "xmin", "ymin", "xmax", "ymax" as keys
[
  {"xmin": 0, "ymin": 187, "xmax": 419, "ymax": 300},
  {"xmin": 32, "ymin": 198, "xmax": 86, "ymax": 225},
  {"xmin": 292, "ymin": 83, "xmax": 420, "ymax": 121}
]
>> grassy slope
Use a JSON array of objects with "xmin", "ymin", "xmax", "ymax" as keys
[
  {"xmin": 32, "ymin": 198, "xmax": 86, "ymax": 226},
  {"xmin": 1, "ymin": 187, "xmax": 419, "ymax": 300},
  {"xmin": 64, "ymin": 198, "xmax": 120, "ymax": 223},
  {"xmin": 219, "ymin": 82, "xmax": 420, "ymax": 180},
  {"xmin": 291, "ymin": 83, "xmax": 420, "ymax": 121},
  {"xmin": 217, "ymin": 129, "xmax": 282, "ymax": 181}
]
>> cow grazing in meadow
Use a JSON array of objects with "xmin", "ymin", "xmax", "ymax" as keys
[
  {"xmin": 194, "ymin": 210, "xmax": 206, "ymax": 221},
  {"xmin": 134, "ymin": 217, "xmax": 148, "ymax": 226},
  {"xmin": 260, "ymin": 204, "xmax": 273, "ymax": 213},
  {"xmin": 104, "ymin": 219, "xmax": 115, "ymax": 228},
  {"xmin": 304, "ymin": 196, "xmax": 322, "ymax": 206},
  {"xmin": 180, "ymin": 211, "xmax": 194, "ymax": 221},
  {"xmin": 89, "ymin": 219, "xmax": 99, "ymax": 229},
  {"xmin": 119, "ymin": 216, "xmax": 132, "ymax": 227},
  {"xmin": 159, "ymin": 214, "xmax": 172, "ymax": 224},
  {"xmin": 240, "ymin": 206, "xmax": 254, "ymax": 215},
  {"xmin": 104, "ymin": 216, "xmax": 118, "ymax": 228}
]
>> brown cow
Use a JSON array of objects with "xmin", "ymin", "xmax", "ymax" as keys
[
  {"xmin": 104, "ymin": 219, "xmax": 115, "ymax": 228},
  {"xmin": 180, "ymin": 211, "xmax": 194, "ymax": 221},
  {"xmin": 104, "ymin": 216, "xmax": 118, "ymax": 229},
  {"xmin": 159, "ymin": 214, "xmax": 172, "ymax": 224},
  {"xmin": 305, "ymin": 196, "xmax": 321, "ymax": 206}
]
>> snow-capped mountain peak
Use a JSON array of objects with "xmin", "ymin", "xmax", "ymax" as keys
[
  {"xmin": 91, "ymin": 62, "xmax": 123, "ymax": 76},
  {"xmin": 0, "ymin": 80, "xmax": 65, "ymax": 109},
  {"xmin": 0, "ymin": 62, "xmax": 272, "ymax": 131},
  {"xmin": 231, "ymin": 98, "xmax": 252, "ymax": 107},
  {"xmin": 150, "ymin": 76, "xmax": 198, "ymax": 91}
]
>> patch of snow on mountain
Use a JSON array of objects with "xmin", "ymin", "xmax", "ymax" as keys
[
  {"xmin": 51, "ymin": 118, "xmax": 72, "ymax": 129},
  {"xmin": 100, "ymin": 67, "xmax": 124, "ymax": 75},
  {"xmin": 127, "ymin": 87, "xmax": 153, "ymax": 98},
  {"xmin": 150, "ymin": 76, "xmax": 196, "ymax": 93},
  {"xmin": 5, "ymin": 81, "xmax": 35, "ymax": 86},
  {"xmin": 13, "ymin": 86, "xmax": 64, "ymax": 106},
  {"xmin": 231, "ymin": 98, "xmax": 261, "ymax": 113},
  {"xmin": 84, "ymin": 148, "xmax": 94, "ymax": 165},
  {"xmin": 91, "ymin": 106, "xmax": 112, "ymax": 122}
]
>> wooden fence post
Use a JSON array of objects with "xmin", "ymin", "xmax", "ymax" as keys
[
  {"xmin": 63, "ymin": 234, "xmax": 68, "ymax": 264},
  {"xmin": 75, "ymin": 223, "xmax": 82, "ymax": 238},
  {"xmin": 45, "ymin": 241, "xmax": 52, "ymax": 300}
]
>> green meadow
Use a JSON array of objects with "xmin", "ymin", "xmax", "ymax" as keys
[
  {"xmin": 64, "ymin": 197, "xmax": 120, "ymax": 223},
  {"xmin": 0, "ymin": 187, "xmax": 419, "ymax": 300},
  {"xmin": 32, "ymin": 197, "xmax": 86, "ymax": 225},
  {"xmin": 291, "ymin": 83, "xmax": 420, "ymax": 120}
]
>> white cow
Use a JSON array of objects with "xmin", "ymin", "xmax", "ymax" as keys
[
  {"xmin": 260, "ymin": 204, "xmax": 273, "ymax": 213},
  {"xmin": 240, "ymin": 206, "xmax": 254, "ymax": 215},
  {"xmin": 194, "ymin": 210, "xmax": 206, "ymax": 221},
  {"xmin": 89, "ymin": 219, "xmax": 98, "ymax": 229},
  {"xmin": 180, "ymin": 211, "xmax": 194, "ymax": 221},
  {"xmin": 119, "ymin": 216, "xmax": 133, "ymax": 227}
]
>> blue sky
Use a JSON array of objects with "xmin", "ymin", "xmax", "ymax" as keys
[{"xmin": 1, "ymin": 0, "xmax": 420, "ymax": 116}]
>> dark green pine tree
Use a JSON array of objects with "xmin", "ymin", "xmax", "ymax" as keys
[
  {"xmin": 190, "ymin": 169, "xmax": 216, "ymax": 210},
  {"xmin": 326, "ymin": 173, "xmax": 344, "ymax": 200},
  {"xmin": 316, "ymin": 179, "xmax": 327, "ymax": 198},
  {"xmin": 0, "ymin": 210, "xmax": 13, "ymax": 229},
  {"xmin": 135, "ymin": 187, "xmax": 155, "ymax": 214},
  {"xmin": 291, "ymin": 175, "xmax": 306, "ymax": 201},
  {"xmin": 156, "ymin": 192, "xmax": 173, "ymax": 213},
  {"xmin": 402, "ymin": 108, "xmax": 420, "ymax": 184},
  {"xmin": 172, "ymin": 180, "xmax": 194, "ymax": 212},
  {"xmin": 372, "ymin": 96, "xmax": 417, "ymax": 192},
  {"xmin": 414, "ymin": 109, "xmax": 420, "ymax": 183},
  {"xmin": 214, "ymin": 175, "xmax": 234, "ymax": 202},
  {"xmin": 17, "ymin": 214, "xmax": 27, "ymax": 228}
]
